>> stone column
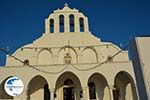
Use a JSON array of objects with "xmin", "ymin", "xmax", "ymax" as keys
[
  {"xmin": 54, "ymin": 16, "xmax": 59, "ymax": 33},
  {"xmin": 108, "ymin": 85, "xmax": 114, "ymax": 100},
  {"xmin": 45, "ymin": 19, "xmax": 50, "ymax": 34},
  {"xmin": 50, "ymin": 88, "xmax": 55, "ymax": 100},
  {"xmin": 75, "ymin": 15, "xmax": 79, "ymax": 32},
  {"xmin": 65, "ymin": 14, "xmax": 70, "ymax": 32},
  {"xmin": 82, "ymin": 86, "xmax": 89, "ymax": 100},
  {"xmin": 84, "ymin": 17, "xmax": 89, "ymax": 32}
]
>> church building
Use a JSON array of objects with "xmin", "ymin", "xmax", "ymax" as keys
[{"xmin": 0, "ymin": 4, "xmax": 139, "ymax": 100}]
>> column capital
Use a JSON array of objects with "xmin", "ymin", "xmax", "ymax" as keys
[
  {"xmin": 108, "ymin": 84, "xmax": 115, "ymax": 90},
  {"xmin": 50, "ymin": 87, "xmax": 55, "ymax": 92},
  {"xmin": 82, "ymin": 86, "xmax": 88, "ymax": 90}
]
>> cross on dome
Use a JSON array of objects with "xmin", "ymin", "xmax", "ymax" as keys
[{"xmin": 64, "ymin": 3, "xmax": 68, "ymax": 7}]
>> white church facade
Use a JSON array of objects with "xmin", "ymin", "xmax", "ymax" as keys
[{"xmin": 0, "ymin": 4, "xmax": 139, "ymax": 100}]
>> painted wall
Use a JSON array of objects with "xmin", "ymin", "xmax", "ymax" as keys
[{"xmin": 130, "ymin": 37, "xmax": 150, "ymax": 100}]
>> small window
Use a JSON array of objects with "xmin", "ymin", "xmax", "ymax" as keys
[
  {"xmin": 107, "ymin": 55, "xmax": 113, "ymax": 62},
  {"xmin": 69, "ymin": 14, "xmax": 75, "ymax": 32},
  {"xmin": 79, "ymin": 18, "xmax": 84, "ymax": 32},
  {"xmin": 88, "ymin": 82, "xmax": 96, "ymax": 99},
  {"xmin": 59, "ymin": 15, "xmax": 64, "ymax": 32},
  {"xmin": 23, "ymin": 59, "xmax": 29, "ymax": 65},
  {"xmin": 50, "ymin": 19, "xmax": 54, "ymax": 33}
]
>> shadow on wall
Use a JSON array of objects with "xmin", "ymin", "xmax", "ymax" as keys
[
  {"xmin": 27, "ymin": 75, "xmax": 50, "ymax": 100},
  {"xmin": 0, "ymin": 76, "xmax": 14, "ymax": 99},
  {"xmin": 114, "ymin": 71, "xmax": 138, "ymax": 100}
]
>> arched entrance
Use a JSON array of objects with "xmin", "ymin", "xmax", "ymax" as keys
[
  {"xmin": 27, "ymin": 75, "xmax": 50, "ymax": 100},
  {"xmin": 88, "ymin": 73, "xmax": 109, "ymax": 100},
  {"xmin": 0, "ymin": 77, "xmax": 14, "ymax": 99},
  {"xmin": 63, "ymin": 79, "xmax": 75, "ymax": 100},
  {"xmin": 55, "ymin": 72, "xmax": 82, "ymax": 100},
  {"xmin": 114, "ymin": 71, "xmax": 138, "ymax": 100}
]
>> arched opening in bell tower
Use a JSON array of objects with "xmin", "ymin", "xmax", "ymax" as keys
[
  {"xmin": 50, "ymin": 19, "xmax": 54, "ymax": 33},
  {"xmin": 79, "ymin": 17, "xmax": 84, "ymax": 32},
  {"xmin": 59, "ymin": 15, "xmax": 64, "ymax": 32},
  {"xmin": 69, "ymin": 14, "xmax": 75, "ymax": 32}
]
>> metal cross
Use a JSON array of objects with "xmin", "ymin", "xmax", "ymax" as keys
[{"xmin": 64, "ymin": 3, "xmax": 68, "ymax": 7}]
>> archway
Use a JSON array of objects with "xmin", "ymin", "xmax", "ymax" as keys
[
  {"xmin": 27, "ymin": 75, "xmax": 50, "ymax": 100},
  {"xmin": 55, "ymin": 72, "xmax": 82, "ymax": 100},
  {"xmin": 38, "ymin": 49, "xmax": 52, "ymax": 65},
  {"xmin": 81, "ymin": 47, "xmax": 98, "ymax": 64},
  {"xmin": 114, "ymin": 71, "xmax": 138, "ymax": 100},
  {"xmin": 0, "ymin": 77, "xmax": 14, "ymax": 99},
  {"xmin": 88, "ymin": 73, "xmax": 109, "ymax": 100}
]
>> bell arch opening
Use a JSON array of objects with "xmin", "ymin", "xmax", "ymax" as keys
[
  {"xmin": 69, "ymin": 14, "xmax": 75, "ymax": 32},
  {"xmin": 50, "ymin": 19, "xmax": 54, "ymax": 33},
  {"xmin": 59, "ymin": 15, "xmax": 64, "ymax": 33},
  {"xmin": 79, "ymin": 17, "xmax": 84, "ymax": 32}
]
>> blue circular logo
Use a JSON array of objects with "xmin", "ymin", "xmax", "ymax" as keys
[{"xmin": 4, "ymin": 76, "xmax": 24, "ymax": 97}]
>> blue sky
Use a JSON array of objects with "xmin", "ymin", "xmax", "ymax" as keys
[{"xmin": 0, "ymin": 0, "xmax": 150, "ymax": 66}]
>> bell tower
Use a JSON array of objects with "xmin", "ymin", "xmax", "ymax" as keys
[{"xmin": 45, "ymin": 3, "xmax": 89, "ymax": 34}]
